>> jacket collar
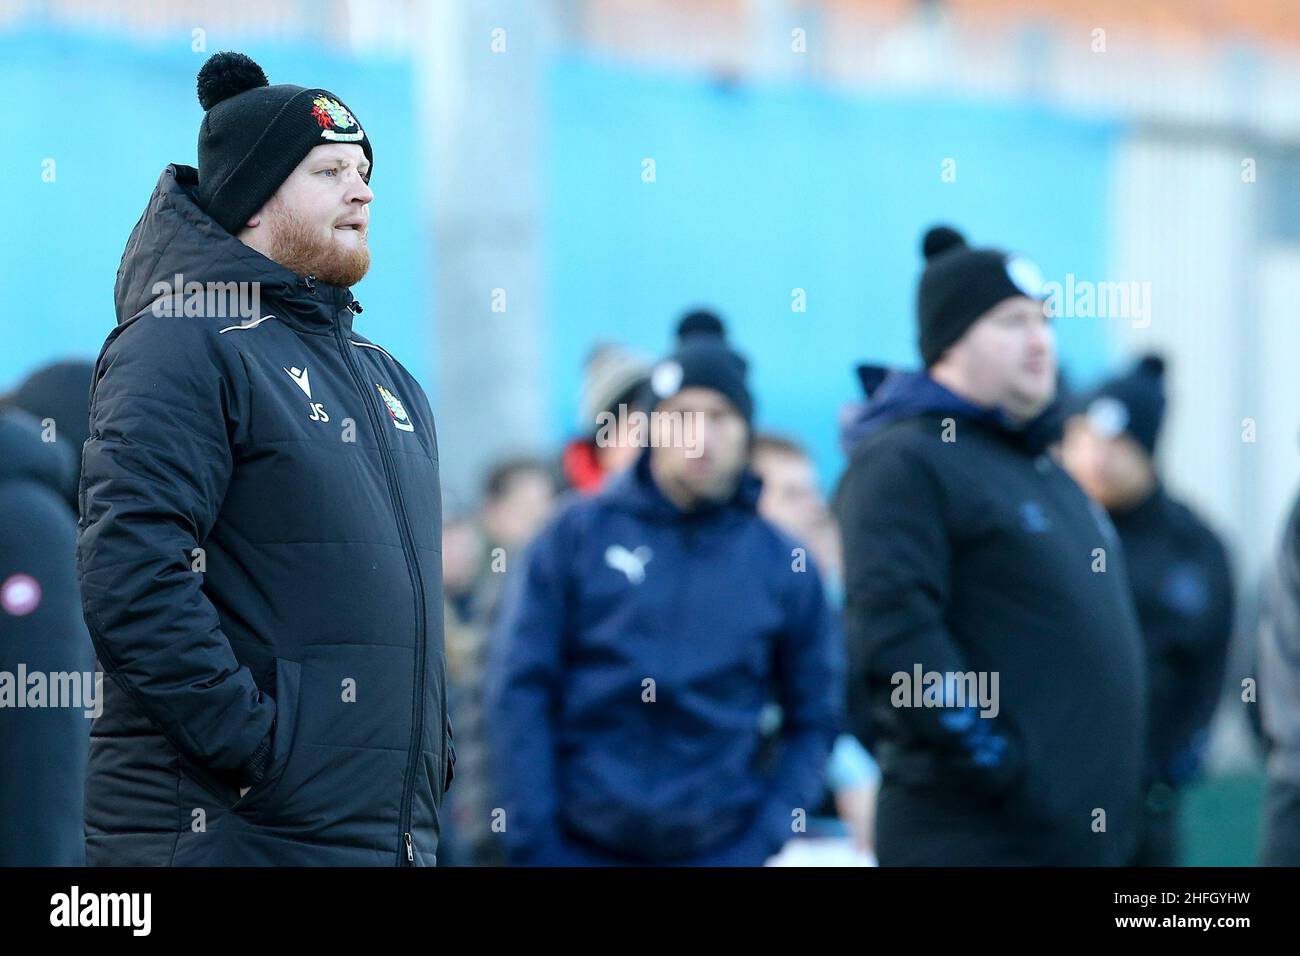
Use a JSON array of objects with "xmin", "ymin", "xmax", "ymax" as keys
[
  {"xmin": 603, "ymin": 446, "xmax": 763, "ymax": 523},
  {"xmin": 841, "ymin": 365, "xmax": 1055, "ymax": 456},
  {"xmin": 1107, "ymin": 482, "xmax": 1167, "ymax": 528}
]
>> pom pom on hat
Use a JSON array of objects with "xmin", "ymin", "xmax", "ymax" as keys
[
  {"xmin": 922, "ymin": 225, "xmax": 967, "ymax": 261},
  {"xmin": 1137, "ymin": 354, "xmax": 1166, "ymax": 377},
  {"xmin": 677, "ymin": 309, "xmax": 726, "ymax": 341},
  {"xmin": 197, "ymin": 52, "xmax": 269, "ymax": 111}
]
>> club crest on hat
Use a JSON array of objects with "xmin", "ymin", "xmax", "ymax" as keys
[
  {"xmin": 1005, "ymin": 255, "xmax": 1045, "ymax": 298},
  {"xmin": 375, "ymin": 384, "xmax": 414, "ymax": 432},
  {"xmin": 312, "ymin": 95, "xmax": 364, "ymax": 143},
  {"xmin": 1087, "ymin": 396, "xmax": 1130, "ymax": 439},
  {"xmin": 651, "ymin": 360, "xmax": 684, "ymax": 399}
]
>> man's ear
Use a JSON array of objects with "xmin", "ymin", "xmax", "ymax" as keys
[{"xmin": 245, "ymin": 215, "xmax": 261, "ymax": 228}]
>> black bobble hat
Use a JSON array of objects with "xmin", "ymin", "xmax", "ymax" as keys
[
  {"xmin": 917, "ymin": 225, "xmax": 1046, "ymax": 367},
  {"xmin": 195, "ymin": 52, "xmax": 373, "ymax": 236},
  {"xmin": 647, "ymin": 309, "xmax": 754, "ymax": 425},
  {"xmin": 1080, "ymin": 354, "xmax": 1167, "ymax": 456}
]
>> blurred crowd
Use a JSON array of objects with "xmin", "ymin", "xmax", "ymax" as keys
[{"xmin": 3, "ymin": 226, "xmax": 1298, "ymax": 867}]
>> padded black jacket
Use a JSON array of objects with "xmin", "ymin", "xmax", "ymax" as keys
[{"xmin": 78, "ymin": 165, "xmax": 450, "ymax": 866}]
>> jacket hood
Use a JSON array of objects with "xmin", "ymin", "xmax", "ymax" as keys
[
  {"xmin": 839, "ymin": 365, "xmax": 1013, "ymax": 455},
  {"xmin": 0, "ymin": 407, "xmax": 77, "ymax": 506},
  {"xmin": 115, "ymin": 165, "xmax": 358, "ymax": 332},
  {"xmin": 603, "ymin": 445, "xmax": 762, "ymax": 522}
]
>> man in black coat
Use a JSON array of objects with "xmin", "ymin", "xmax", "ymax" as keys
[
  {"xmin": 1062, "ymin": 355, "xmax": 1234, "ymax": 866},
  {"xmin": 77, "ymin": 52, "xmax": 449, "ymax": 866},
  {"xmin": 834, "ymin": 226, "xmax": 1146, "ymax": 865},
  {"xmin": 0, "ymin": 407, "xmax": 96, "ymax": 865}
]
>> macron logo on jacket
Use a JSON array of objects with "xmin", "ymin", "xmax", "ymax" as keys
[
  {"xmin": 604, "ymin": 544, "xmax": 652, "ymax": 584},
  {"xmin": 283, "ymin": 366, "xmax": 312, "ymax": 398}
]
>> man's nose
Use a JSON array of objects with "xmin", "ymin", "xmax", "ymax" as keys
[
  {"xmin": 1028, "ymin": 317, "xmax": 1053, "ymax": 353},
  {"xmin": 690, "ymin": 414, "xmax": 713, "ymax": 450},
  {"xmin": 348, "ymin": 174, "xmax": 374, "ymax": 205}
]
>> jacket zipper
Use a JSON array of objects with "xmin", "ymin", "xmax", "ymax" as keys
[{"xmin": 311, "ymin": 277, "xmax": 428, "ymax": 866}]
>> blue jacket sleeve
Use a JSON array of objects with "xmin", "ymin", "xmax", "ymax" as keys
[
  {"xmin": 757, "ymin": 550, "xmax": 846, "ymax": 850},
  {"xmin": 77, "ymin": 315, "xmax": 275, "ymax": 781},
  {"xmin": 485, "ymin": 511, "xmax": 573, "ymax": 864}
]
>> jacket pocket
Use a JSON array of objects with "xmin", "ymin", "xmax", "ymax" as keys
[{"xmin": 232, "ymin": 657, "xmax": 302, "ymax": 820}]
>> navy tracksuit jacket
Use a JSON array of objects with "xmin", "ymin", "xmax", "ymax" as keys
[{"xmin": 487, "ymin": 449, "xmax": 844, "ymax": 865}]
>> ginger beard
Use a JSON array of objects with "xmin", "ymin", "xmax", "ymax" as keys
[{"xmin": 262, "ymin": 195, "xmax": 370, "ymax": 288}]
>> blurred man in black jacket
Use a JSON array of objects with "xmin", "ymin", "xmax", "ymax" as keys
[
  {"xmin": 0, "ymin": 390, "xmax": 95, "ymax": 865},
  {"xmin": 835, "ymin": 226, "xmax": 1146, "ymax": 865},
  {"xmin": 1063, "ymin": 355, "xmax": 1233, "ymax": 866}
]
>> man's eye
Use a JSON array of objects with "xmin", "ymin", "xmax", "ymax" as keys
[{"xmin": 320, "ymin": 168, "xmax": 337, "ymax": 177}]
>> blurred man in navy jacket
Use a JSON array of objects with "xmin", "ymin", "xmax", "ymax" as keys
[{"xmin": 488, "ymin": 312, "xmax": 844, "ymax": 866}]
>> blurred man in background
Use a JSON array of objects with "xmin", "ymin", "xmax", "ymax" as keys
[
  {"xmin": 0, "ymin": 360, "xmax": 99, "ymax": 864},
  {"xmin": 0, "ymin": 361, "xmax": 96, "ymax": 865},
  {"xmin": 482, "ymin": 458, "xmax": 559, "ymax": 579},
  {"xmin": 437, "ymin": 492, "xmax": 487, "ymax": 867},
  {"xmin": 441, "ymin": 459, "xmax": 556, "ymax": 866},
  {"xmin": 751, "ymin": 435, "xmax": 843, "ymax": 601},
  {"xmin": 1062, "ymin": 355, "xmax": 1234, "ymax": 866},
  {"xmin": 77, "ymin": 52, "xmax": 448, "ymax": 865},
  {"xmin": 751, "ymin": 434, "xmax": 878, "ymax": 858},
  {"xmin": 835, "ymin": 225, "xmax": 1146, "ymax": 866},
  {"xmin": 488, "ymin": 313, "xmax": 844, "ymax": 866},
  {"xmin": 561, "ymin": 343, "xmax": 651, "ymax": 495}
]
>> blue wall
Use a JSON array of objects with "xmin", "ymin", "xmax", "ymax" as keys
[
  {"xmin": 1, "ymin": 27, "xmax": 430, "ymax": 391},
  {"xmin": 4, "ymin": 32, "xmax": 1119, "ymax": 488},
  {"xmin": 544, "ymin": 56, "xmax": 1120, "ymax": 483}
]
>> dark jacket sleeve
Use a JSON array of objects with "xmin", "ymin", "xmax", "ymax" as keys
[
  {"xmin": 1165, "ymin": 532, "xmax": 1236, "ymax": 785},
  {"xmin": 757, "ymin": 550, "xmax": 845, "ymax": 849},
  {"xmin": 77, "ymin": 315, "xmax": 274, "ymax": 782},
  {"xmin": 484, "ymin": 510, "xmax": 573, "ymax": 864},
  {"xmin": 0, "ymin": 480, "xmax": 95, "ymax": 865},
  {"xmin": 836, "ymin": 438, "xmax": 1023, "ymax": 793}
]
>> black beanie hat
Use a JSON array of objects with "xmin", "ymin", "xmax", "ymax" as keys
[
  {"xmin": 917, "ymin": 225, "xmax": 1047, "ymax": 367},
  {"xmin": 1079, "ymin": 354, "xmax": 1167, "ymax": 456},
  {"xmin": 195, "ymin": 52, "xmax": 373, "ymax": 236},
  {"xmin": 647, "ymin": 310, "xmax": 754, "ymax": 425}
]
